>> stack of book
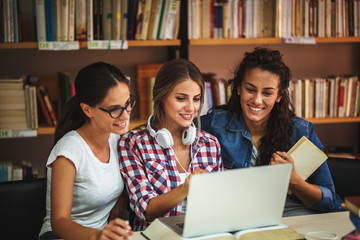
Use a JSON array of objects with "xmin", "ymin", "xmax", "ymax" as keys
[{"xmin": 0, "ymin": 75, "xmax": 38, "ymax": 130}]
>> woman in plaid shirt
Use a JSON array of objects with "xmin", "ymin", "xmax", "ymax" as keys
[{"xmin": 119, "ymin": 59, "xmax": 223, "ymax": 230}]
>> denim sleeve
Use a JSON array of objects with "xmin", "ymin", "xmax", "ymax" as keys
[
  {"xmin": 305, "ymin": 122, "xmax": 345, "ymax": 212},
  {"xmin": 200, "ymin": 112, "xmax": 213, "ymax": 133}
]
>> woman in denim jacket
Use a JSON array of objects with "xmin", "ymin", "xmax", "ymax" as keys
[{"xmin": 201, "ymin": 47, "xmax": 344, "ymax": 216}]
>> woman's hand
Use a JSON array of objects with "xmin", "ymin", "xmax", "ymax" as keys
[
  {"xmin": 183, "ymin": 169, "xmax": 206, "ymax": 194},
  {"xmin": 270, "ymin": 151, "xmax": 302, "ymax": 185},
  {"xmin": 97, "ymin": 218, "xmax": 133, "ymax": 240},
  {"xmin": 270, "ymin": 151, "xmax": 322, "ymax": 208}
]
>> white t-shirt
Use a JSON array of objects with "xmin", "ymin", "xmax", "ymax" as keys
[{"xmin": 39, "ymin": 131, "xmax": 124, "ymax": 236}]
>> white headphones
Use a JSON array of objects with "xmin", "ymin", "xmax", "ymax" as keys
[{"xmin": 147, "ymin": 115, "xmax": 196, "ymax": 149}]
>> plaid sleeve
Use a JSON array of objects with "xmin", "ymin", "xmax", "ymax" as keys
[{"xmin": 118, "ymin": 131, "xmax": 158, "ymax": 220}]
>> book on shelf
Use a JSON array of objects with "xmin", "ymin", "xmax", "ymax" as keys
[
  {"xmin": 58, "ymin": 71, "xmax": 71, "ymax": 118},
  {"xmin": 140, "ymin": 0, "xmax": 153, "ymax": 40},
  {"xmin": 120, "ymin": 0, "xmax": 128, "ymax": 40},
  {"xmin": 44, "ymin": 0, "xmax": 54, "ymax": 41},
  {"xmin": 112, "ymin": 0, "xmax": 121, "ymax": 40},
  {"xmin": 344, "ymin": 196, "xmax": 360, "ymax": 217},
  {"xmin": 37, "ymin": 86, "xmax": 57, "ymax": 127},
  {"xmin": 126, "ymin": 0, "xmax": 138, "ymax": 40},
  {"xmin": 135, "ymin": 0, "xmax": 146, "ymax": 40},
  {"xmin": 75, "ymin": 0, "xmax": 87, "ymax": 41},
  {"xmin": 36, "ymin": 86, "xmax": 53, "ymax": 127},
  {"xmin": 69, "ymin": 0, "xmax": 76, "ymax": 41},
  {"xmin": 35, "ymin": 0, "xmax": 46, "ymax": 42},
  {"xmin": 141, "ymin": 216, "xmax": 301, "ymax": 240},
  {"xmin": 287, "ymin": 136, "xmax": 328, "ymax": 194}
]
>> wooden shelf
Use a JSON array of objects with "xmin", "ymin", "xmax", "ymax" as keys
[
  {"xmin": 35, "ymin": 117, "xmax": 360, "ymax": 134},
  {"xmin": 189, "ymin": 37, "xmax": 360, "ymax": 46},
  {"xmin": 305, "ymin": 117, "xmax": 360, "ymax": 124},
  {"xmin": 36, "ymin": 119, "xmax": 147, "ymax": 135},
  {"xmin": 0, "ymin": 40, "xmax": 181, "ymax": 49}
]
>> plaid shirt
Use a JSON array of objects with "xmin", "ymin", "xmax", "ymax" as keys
[{"xmin": 119, "ymin": 126, "xmax": 223, "ymax": 231}]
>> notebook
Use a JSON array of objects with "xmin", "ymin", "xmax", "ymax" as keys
[{"xmin": 158, "ymin": 163, "xmax": 292, "ymax": 238}]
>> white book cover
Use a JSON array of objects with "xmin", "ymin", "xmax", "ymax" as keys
[
  {"xmin": 151, "ymin": 0, "xmax": 164, "ymax": 39},
  {"xmin": 245, "ymin": 0, "xmax": 253, "ymax": 38},
  {"xmin": 162, "ymin": 0, "xmax": 180, "ymax": 39},
  {"xmin": 35, "ymin": 0, "xmax": 46, "ymax": 42},
  {"xmin": 87, "ymin": 0, "xmax": 93, "ymax": 41},
  {"xmin": 287, "ymin": 136, "xmax": 328, "ymax": 194},
  {"xmin": 68, "ymin": 0, "xmax": 75, "ymax": 41},
  {"xmin": 60, "ymin": 0, "xmax": 69, "ymax": 41}
]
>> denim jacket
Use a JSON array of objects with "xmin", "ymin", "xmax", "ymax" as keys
[{"xmin": 201, "ymin": 108, "xmax": 344, "ymax": 213}]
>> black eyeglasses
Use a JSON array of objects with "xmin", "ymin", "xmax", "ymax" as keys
[{"xmin": 98, "ymin": 94, "xmax": 136, "ymax": 119}]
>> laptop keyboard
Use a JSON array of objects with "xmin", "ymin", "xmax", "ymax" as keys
[{"xmin": 176, "ymin": 223, "xmax": 184, "ymax": 229}]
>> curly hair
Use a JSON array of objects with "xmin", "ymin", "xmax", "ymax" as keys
[{"xmin": 227, "ymin": 47, "xmax": 295, "ymax": 165}]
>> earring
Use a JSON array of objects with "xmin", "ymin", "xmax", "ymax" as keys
[{"xmin": 237, "ymin": 92, "xmax": 240, "ymax": 96}]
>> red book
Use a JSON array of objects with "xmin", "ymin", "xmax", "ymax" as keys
[
  {"xmin": 38, "ymin": 86, "xmax": 57, "ymax": 127},
  {"xmin": 36, "ymin": 88, "xmax": 53, "ymax": 127}
]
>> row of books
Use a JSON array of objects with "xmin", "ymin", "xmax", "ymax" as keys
[
  {"xmin": 188, "ymin": 0, "xmax": 360, "ymax": 40},
  {"xmin": 290, "ymin": 75, "xmax": 360, "ymax": 119},
  {"xmin": 0, "ymin": 161, "xmax": 37, "ymax": 182},
  {"xmin": 0, "ymin": 0, "xmax": 181, "ymax": 43}
]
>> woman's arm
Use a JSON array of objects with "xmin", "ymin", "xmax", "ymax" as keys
[{"xmin": 51, "ymin": 157, "xmax": 132, "ymax": 240}]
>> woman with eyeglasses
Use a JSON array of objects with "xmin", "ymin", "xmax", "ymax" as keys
[
  {"xmin": 118, "ymin": 59, "xmax": 223, "ymax": 231},
  {"xmin": 39, "ymin": 62, "xmax": 135, "ymax": 240}
]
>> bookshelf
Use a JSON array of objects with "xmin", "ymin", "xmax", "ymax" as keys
[
  {"xmin": 189, "ymin": 37, "xmax": 360, "ymax": 46},
  {"xmin": 1, "ymin": 0, "xmax": 360, "ymax": 179},
  {"xmin": 0, "ymin": 40, "xmax": 181, "ymax": 49}
]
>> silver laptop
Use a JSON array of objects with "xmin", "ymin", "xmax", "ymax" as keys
[{"xmin": 159, "ymin": 163, "xmax": 292, "ymax": 238}]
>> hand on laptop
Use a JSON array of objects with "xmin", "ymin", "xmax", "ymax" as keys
[{"xmin": 183, "ymin": 169, "xmax": 206, "ymax": 194}]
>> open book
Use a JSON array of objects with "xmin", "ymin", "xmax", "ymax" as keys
[
  {"xmin": 287, "ymin": 136, "xmax": 328, "ymax": 194},
  {"xmin": 140, "ymin": 218, "xmax": 302, "ymax": 240}
]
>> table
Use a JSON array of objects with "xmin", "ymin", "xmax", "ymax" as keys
[
  {"xmin": 130, "ymin": 211, "xmax": 355, "ymax": 239},
  {"xmin": 281, "ymin": 211, "xmax": 355, "ymax": 240}
]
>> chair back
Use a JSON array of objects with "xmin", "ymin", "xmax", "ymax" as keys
[
  {"xmin": 327, "ymin": 158, "xmax": 360, "ymax": 200},
  {"xmin": 0, "ymin": 178, "xmax": 46, "ymax": 240}
]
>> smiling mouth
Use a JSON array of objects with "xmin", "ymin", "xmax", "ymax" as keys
[
  {"xmin": 114, "ymin": 122, "xmax": 126, "ymax": 128},
  {"xmin": 180, "ymin": 114, "xmax": 193, "ymax": 119},
  {"xmin": 249, "ymin": 106, "xmax": 262, "ymax": 112}
]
